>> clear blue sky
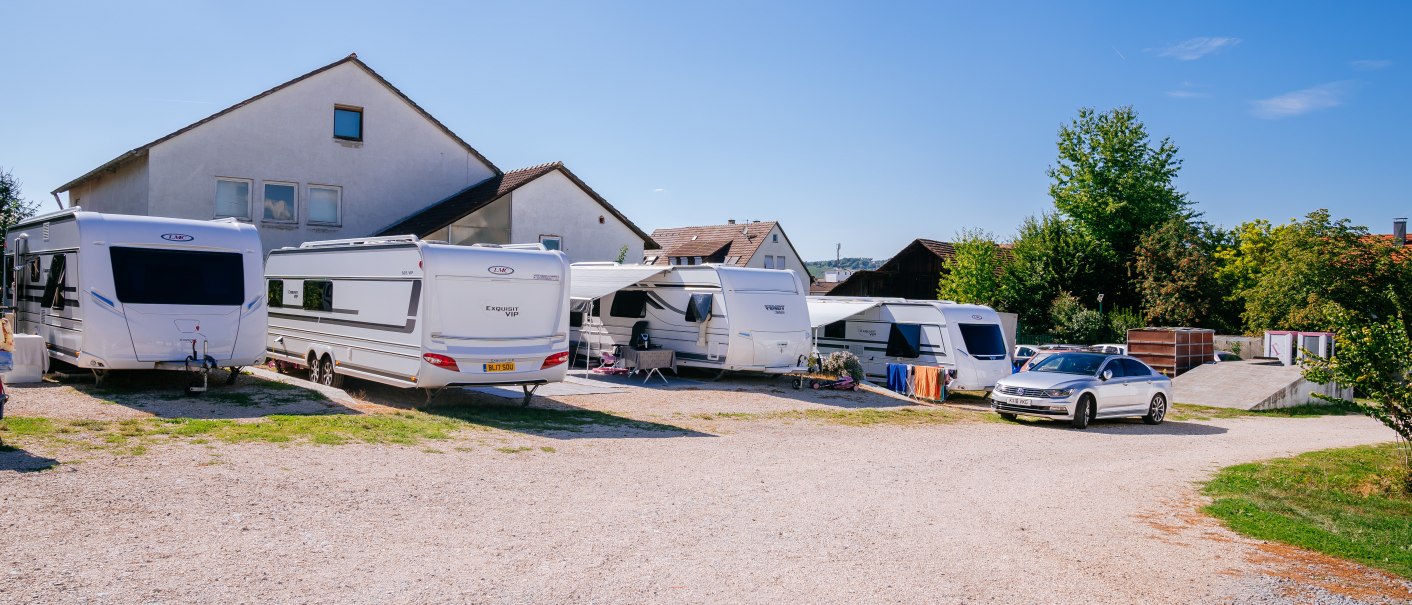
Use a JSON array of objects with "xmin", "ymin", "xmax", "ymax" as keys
[{"xmin": 2, "ymin": 1, "xmax": 1408, "ymax": 260}]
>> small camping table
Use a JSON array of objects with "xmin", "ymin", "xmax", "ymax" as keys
[{"xmin": 622, "ymin": 348, "xmax": 675, "ymax": 384}]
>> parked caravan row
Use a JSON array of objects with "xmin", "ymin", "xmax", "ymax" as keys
[
  {"xmin": 264, "ymin": 237, "xmax": 571, "ymax": 403},
  {"xmin": 568, "ymin": 263, "xmax": 811, "ymax": 375},
  {"xmin": 3, "ymin": 209, "xmax": 571, "ymax": 400},
  {"xmin": 806, "ymin": 297, "xmax": 1012, "ymax": 391}
]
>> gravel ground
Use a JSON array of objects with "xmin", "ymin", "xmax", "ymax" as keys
[{"xmin": 0, "ymin": 373, "xmax": 1405, "ymax": 604}]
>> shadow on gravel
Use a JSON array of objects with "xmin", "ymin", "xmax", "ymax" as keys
[
  {"xmin": 346, "ymin": 376, "xmax": 714, "ymax": 440},
  {"xmin": 51, "ymin": 369, "xmax": 351, "ymax": 420},
  {"xmin": 1005, "ymin": 417, "xmax": 1230, "ymax": 436},
  {"xmin": 0, "ymin": 444, "xmax": 59, "ymax": 472},
  {"xmin": 577, "ymin": 368, "xmax": 915, "ymax": 410}
]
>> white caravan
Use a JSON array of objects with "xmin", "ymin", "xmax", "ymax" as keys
[
  {"xmin": 264, "ymin": 236, "xmax": 571, "ymax": 403},
  {"xmin": 569, "ymin": 263, "xmax": 811, "ymax": 375},
  {"xmin": 4, "ymin": 208, "xmax": 266, "ymax": 391},
  {"xmin": 806, "ymin": 297, "xmax": 1013, "ymax": 391}
]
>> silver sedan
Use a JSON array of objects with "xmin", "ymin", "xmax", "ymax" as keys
[{"xmin": 990, "ymin": 352, "xmax": 1173, "ymax": 429}]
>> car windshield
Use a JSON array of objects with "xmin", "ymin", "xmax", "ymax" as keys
[{"xmin": 1028, "ymin": 352, "xmax": 1109, "ymax": 376}]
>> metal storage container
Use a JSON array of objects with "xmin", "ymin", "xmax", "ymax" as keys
[{"xmin": 1126, "ymin": 327, "xmax": 1215, "ymax": 377}]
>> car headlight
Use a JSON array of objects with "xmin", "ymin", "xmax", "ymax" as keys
[{"xmin": 1041, "ymin": 388, "xmax": 1074, "ymax": 398}]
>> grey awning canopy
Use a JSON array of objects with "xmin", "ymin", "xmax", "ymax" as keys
[
  {"xmin": 569, "ymin": 264, "xmax": 672, "ymax": 301},
  {"xmin": 805, "ymin": 298, "xmax": 882, "ymax": 328}
]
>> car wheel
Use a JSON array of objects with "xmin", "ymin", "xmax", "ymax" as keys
[
  {"xmin": 1143, "ymin": 393, "xmax": 1168, "ymax": 425},
  {"xmin": 1070, "ymin": 395, "xmax": 1093, "ymax": 429},
  {"xmin": 998, "ymin": 412, "xmax": 1017, "ymax": 421},
  {"xmin": 320, "ymin": 356, "xmax": 343, "ymax": 388},
  {"xmin": 308, "ymin": 357, "xmax": 322, "ymax": 384}
]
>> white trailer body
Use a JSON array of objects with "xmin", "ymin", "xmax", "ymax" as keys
[
  {"xmin": 264, "ymin": 237, "xmax": 571, "ymax": 393},
  {"xmin": 4, "ymin": 208, "xmax": 267, "ymax": 373},
  {"xmin": 807, "ymin": 297, "xmax": 1013, "ymax": 391},
  {"xmin": 569, "ymin": 264, "xmax": 811, "ymax": 374}
]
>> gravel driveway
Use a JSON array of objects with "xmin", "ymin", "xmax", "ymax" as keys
[{"xmin": 0, "ymin": 376, "xmax": 1404, "ymax": 604}]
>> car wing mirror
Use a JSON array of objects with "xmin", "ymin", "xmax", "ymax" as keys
[{"xmin": 1100, "ymin": 369, "xmax": 1113, "ymax": 381}]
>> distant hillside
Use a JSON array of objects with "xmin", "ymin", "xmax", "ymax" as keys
[{"xmin": 805, "ymin": 257, "xmax": 882, "ymax": 278}]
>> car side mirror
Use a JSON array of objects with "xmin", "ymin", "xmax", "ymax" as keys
[{"xmin": 1100, "ymin": 369, "xmax": 1113, "ymax": 381}]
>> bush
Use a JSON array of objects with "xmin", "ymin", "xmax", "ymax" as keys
[
  {"xmin": 820, "ymin": 351, "xmax": 864, "ymax": 382},
  {"xmin": 1106, "ymin": 307, "xmax": 1144, "ymax": 342},
  {"xmin": 1050, "ymin": 292, "xmax": 1105, "ymax": 344}
]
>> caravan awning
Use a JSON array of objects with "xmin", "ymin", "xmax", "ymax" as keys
[
  {"xmin": 569, "ymin": 265, "xmax": 672, "ymax": 301},
  {"xmin": 805, "ymin": 299, "xmax": 881, "ymax": 328}
]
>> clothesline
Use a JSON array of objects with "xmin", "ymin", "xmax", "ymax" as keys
[{"xmin": 885, "ymin": 363, "xmax": 950, "ymax": 402}]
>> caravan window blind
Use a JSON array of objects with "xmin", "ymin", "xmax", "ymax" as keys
[
  {"xmin": 684, "ymin": 293, "xmax": 713, "ymax": 322},
  {"xmin": 110, "ymin": 247, "xmax": 244, "ymax": 305}
]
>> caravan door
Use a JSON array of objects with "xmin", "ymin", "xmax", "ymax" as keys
[{"xmin": 109, "ymin": 247, "xmax": 247, "ymax": 361}]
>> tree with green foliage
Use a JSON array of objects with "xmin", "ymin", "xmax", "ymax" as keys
[
  {"xmin": 1049, "ymin": 291, "xmax": 1105, "ymax": 344},
  {"xmin": 937, "ymin": 228, "xmax": 1004, "ymax": 307},
  {"xmin": 996, "ymin": 213, "xmax": 1117, "ymax": 333},
  {"xmin": 0, "ymin": 168, "xmax": 39, "ymax": 235},
  {"xmin": 1105, "ymin": 307, "xmax": 1144, "ymax": 343},
  {"xmin": 1133, "ymin": 218, "xmax": 1234, "ymax": 330},
  {"xmin": 1237, "ymin": 210, "xmax": 1410, "ymax": 335},
  {"xmin": 1303, "ymin": 306, "xmax": 1412, "ymax": 493},
  {"xmin": 1048, "ymin": 106, "xmax": 1190, "ymax": 310}
]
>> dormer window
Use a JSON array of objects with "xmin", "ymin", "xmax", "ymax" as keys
[{"xmin": 333, "ymin": 105, "xmax": 363, "ymax": 141}]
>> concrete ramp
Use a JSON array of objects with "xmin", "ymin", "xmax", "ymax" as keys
[{"xmin": 1172, "ymin": 360, "xmax": 1353, "ymax": 410}]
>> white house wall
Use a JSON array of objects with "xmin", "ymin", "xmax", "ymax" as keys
[
  {"xmin": 112, "ymin": 61, "xmax": 493, "ymax": 253},
  {"xmin": 744, "ymin": 224, "xmax": 808, "ymax": 290},
  {"xmin": 68, "ymin": 156, "xmax": 150, "ymax": 216},
  {"xmin": 509, "ymin": 170, "xmax": 644, "ymax": 263}
]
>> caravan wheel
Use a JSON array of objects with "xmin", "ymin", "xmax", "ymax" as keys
[
  {"xmin": 308, "ymin": 359, "xmax": 323, "ymax": 384},
  {"xmin": 319, "ymin": 357, "xmax": 343, "ymax": 388}
]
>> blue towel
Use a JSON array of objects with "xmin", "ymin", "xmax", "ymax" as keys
[{"xmin": 886, "ymin": 363, "xmax": 908, "ymax": 394}]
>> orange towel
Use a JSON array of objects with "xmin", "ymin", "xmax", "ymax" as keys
[{"xmin": 914, "ymin": 365, "xmax": 939, "ymax": 400}]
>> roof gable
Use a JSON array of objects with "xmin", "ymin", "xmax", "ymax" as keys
[
  {"xmin": 648, "ymin": 222, "xmax": 782, "ymax": 266},
  {"xmin": 54, "ymin": 53, "xmax": 498, "ymax": 195},
  {"xmin": 376, "ymin": 161, "xmax": 657, "ymax": 247}
]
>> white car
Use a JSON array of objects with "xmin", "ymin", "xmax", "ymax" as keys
[{"xmin": 990, "ymin": 352, "xmax": 1173, "ymax": 429}]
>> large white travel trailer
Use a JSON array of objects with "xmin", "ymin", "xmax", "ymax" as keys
[
  {"xmin": 806, "ymin": 297, "xmax": 1013, "ymax": 391},
  {"xmin": 264, "ymin": 236, "xmax": 571, "ymax": 403},
  {"xmin": 569, "ymin": 263, "xmax": 811, "ymax": 375},
  {"xmin": 4, "ymin": 208, "xmax": 267, "ymax": 391}
]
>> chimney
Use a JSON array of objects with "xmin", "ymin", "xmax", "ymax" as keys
[
  {"xmin": 727, "ymin": 219, "xmax": 736, "ymax": 224},
  {"xmin": 1396, "ymin": 218, "xmax": 1408, "ymax": 247}
]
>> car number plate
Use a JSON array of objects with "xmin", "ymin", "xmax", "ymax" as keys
[{"xmin": 484, "ymin": 362, "xmax": 515, "ymax": 372}]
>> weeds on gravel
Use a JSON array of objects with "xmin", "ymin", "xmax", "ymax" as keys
[
  {"xmin": 1171, "ymin": 401, "xmax": 1360, "ymax": 421},
  {"xmin": 425, "ymin": 405, "xmax": 688, "ymax": 434},
  {"xmin": 1203, "ymin": 443, "xmax": 1412, "ymax": 579}
]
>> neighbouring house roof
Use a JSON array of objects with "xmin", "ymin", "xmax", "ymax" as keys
[
  {"xmin": 809, "ymin": 279, "xmax": 843, "ymax": 295},
  {"xmin": 877, "ymin": 238, "xmax": 955, "ymax": 272},
  {"xmin": 53, "ymin": 53, "xmax": 499, "ymax": 196},
  {"xmin": 376, "ymin": 161, "xmax": 657, "ymax": 248},
  {"xmin": 647, "ymin": 221, "xmax": 805, "ymax": 268}
]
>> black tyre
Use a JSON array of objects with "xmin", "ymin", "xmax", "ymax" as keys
[
  {"xmin": 1143, "ymin": 393, "xmax": 1168, "ymax": 425},
  {"xmin": 1070, "ymin": 395, "xmax": 1093, "ymax": 429},
  {"xmin": 320, "ymin": 356, "xmax": 343, "ymax": 388},
  {"xmin": 998, "ymin": 412, "xmax": 1017, "ymax": 421}
]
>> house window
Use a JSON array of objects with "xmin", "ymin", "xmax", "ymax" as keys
[
  {"xmin": 540, "ymin": 235, "xmax": 562, "ymax": 251},
  {"xmin": 693, "ymin": 256, "xmax": 702, "ymax": 265},
  {"xmin": 772, "ymin": 234, "xmax": 778, "ymax": 242},
  {"xmin": 303, "ymin": 280, "xmax": 333, "ymax": 312},
  {"xmin": 777, "ymin": 255, "xmax": 787, "ymax": 269},
  {"xmin": 333, "ymin": 106, "xmax": 363, "ymax": 141},
  {"xmin": 644, "ymin": 256, "xmax": 658, "ymax": 264},
  {"xmin": 262, "ymin": 182, "xmax": 297, "ymax": 223},
  {"xmin": 764, "ymin": 255, "xmax": 775, "ymax": 269},
  {"xmin": 308, "ymin": 185, "xmax": 341, "ymax": 226},
  {"xmin": 215, "ymin": 177, "xmax": 252, "ymax": 219}
]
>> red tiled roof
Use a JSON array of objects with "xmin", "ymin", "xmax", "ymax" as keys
[{"xmin": 648, "ymin": 221, "xmax": 780, "ymax": 266}]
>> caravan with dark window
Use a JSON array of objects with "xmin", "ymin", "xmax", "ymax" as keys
[
  {"xmin": 263, "ymin": 236, "xmax": 570, "ymax": 403},
  {"xmin": 568, "ymin": 263, "xmax": 811, "ymax": 375},
  {"xmin": 806, "ymin": 297, "xmax": 1013, "ymax": 391},
  {"xmin": 4, "ymin": 208, "xmax": 267, "ymax": 390}
]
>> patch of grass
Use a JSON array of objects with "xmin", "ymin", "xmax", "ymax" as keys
[
  {"xmin": 0, "ymin": 417, "xmax": 57, "ymax": 437},
  {"xmin": 1172, "ymin": 401, "xmax": 1360, "ymax": 421},
  {"xmin": 1203, "ymin": 443, "xmax": 1412, "ymax": 579},
  {"xmin": 539, "ymin": 446, "xmax": 556, "ymax": 453},
  {"xmin": 495, "ymin": 446, "xmax": 533, "ymax": 454},
  {"xmin": 697, "ymin": 406, "xmax": 994, "ymax": 427}
]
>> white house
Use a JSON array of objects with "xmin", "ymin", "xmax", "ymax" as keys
[
  {"xmin": 52, "ymin": 54, "xmax": 655, "ymax": 260},
  {"xmin": 645, "ymin": 221, "xmax": 810, "ymax": 289}
]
